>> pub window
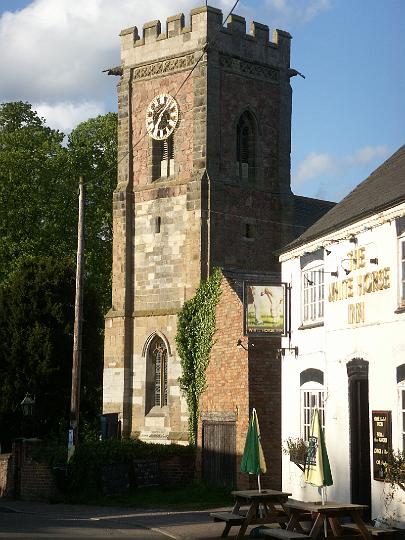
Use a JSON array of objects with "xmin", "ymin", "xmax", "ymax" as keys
[
  {"xmin": 236, "ymin": 111, "xmax": 257, "ymax": 181},
  {"xmin": 399, "ymin": 381, "xmax": 405, "ymax": 450},
  {"xmin": 301, "ymin": 381, "xmax": 325, "ymax": 442},
  {"xmin": 302, "ymin": 262, "xmax": 324, "ymax": 324},
  {"xmin": 152, "ymin": 135, "xmax": 174, "ymax": 180},
  {"xmin": 155, "ymin": 216, "xmax": 161, "ymax": 234},
  {"xmin": 145, "ymin": 336, "xmax": 168, "ymax": 414},
  {"xmin": 399, "ymin": 234, "xmax": 405, "ymax": 307}
]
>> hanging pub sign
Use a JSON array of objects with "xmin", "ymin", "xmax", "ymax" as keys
[
  {"xmin": 372, "ymin": 410, "xmax": 392, "ymax": 481},
  {"xmin": 243, "ymin": 282, "xmax": 288, "ymax": 337}
]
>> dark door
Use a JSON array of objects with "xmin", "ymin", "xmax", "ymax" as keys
[
  {"xmin": 202, "ymin": 421, "xmax": 236, "ymax": 487},
  {"xmin": 347, "ymin": 359, "xmax": 371, "ymax": 518}
]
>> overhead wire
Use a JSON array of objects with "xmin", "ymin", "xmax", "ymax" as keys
[{"xmin": 88, "ymin": 0, "xmax": 241, "ymax": 185}]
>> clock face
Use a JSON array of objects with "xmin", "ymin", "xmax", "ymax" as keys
[{"xmin": 146, "ymin": 94, "xmax": 179, "ymax": 140}]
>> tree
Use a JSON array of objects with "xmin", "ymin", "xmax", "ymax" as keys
[
  {"xmin": 67, "ymin": 113, "xmax": 117, "ymax": 312},
  {"xmin": 0, "ymin": 257, "xmax": 103, "ymax": 451},
  {"xmin": 0, "ymin": 103, "xmax": 118, "ymax": 449},
  {"xmin": 0, "ymin": 102, "xmax": 76, "ymax": 285},
  {"xmin": 0, "ymin": 102, "xmax": 118, "ymax": 312}
]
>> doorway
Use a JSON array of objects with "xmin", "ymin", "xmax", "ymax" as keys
[
  {"xmin": 347, "ymin": 358, "xmax": 371, "ymax": 517},
  {"xmin": 202, "ymin": 420, "xmax": 236, "ymax": 487}
]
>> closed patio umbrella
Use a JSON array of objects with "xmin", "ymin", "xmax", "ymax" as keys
[
  {"xmin": 240, "ymin": 408, "xmax": 267, "ymax": 492},
  {"xmin": 304, "ymin": 408, "xmax": 333, "ymax": 504}
]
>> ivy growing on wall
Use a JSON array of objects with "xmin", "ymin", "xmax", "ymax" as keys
[{"xmin": 176, "ymin": 268, "xmax": 222, "ymax": 445}]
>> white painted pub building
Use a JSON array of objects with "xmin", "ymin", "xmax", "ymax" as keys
[{"xmin": 280, "ymin": 146, "xmax": 405, "ymax": 527}]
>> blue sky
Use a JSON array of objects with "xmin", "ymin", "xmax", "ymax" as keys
[{"xmin": 0, "ymin": 0, "xmax": 403, "ymax": 202}]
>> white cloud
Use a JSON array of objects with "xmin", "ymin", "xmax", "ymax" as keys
[
  {"xmin": 263, "ymin": 0, "xmax": 331, "ymax": 25},
  {"xmin": 295, "ymin": 152, "xmax": 336, "ymax": 183},
  {"xmin": 0, "ymin": 0, "xmax": 330, "ymax": 132},
  {"xmin": 33, "ymin": 100, "xmax": 105, "ymax": 133},
  {"xmin": 293, "ymin": 144, "xmax": 390, "ymax": 185},
  {"xmin": 345, "ymin": 145, "xmax": 388, "ymax": 166}
]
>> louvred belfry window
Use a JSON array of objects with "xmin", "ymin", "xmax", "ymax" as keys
[
  {"xmin": 152, "ymin": 135, "xmax": 174, "ymax": 180},
  {"xmin": 236, "ymin": 111, "xmax": 256, "ymax": 181}
]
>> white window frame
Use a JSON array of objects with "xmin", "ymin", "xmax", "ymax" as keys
[
  {"xmin": 399, "ymin": 381, "xmax": 405, "ymax": 451},
  {"xmin": 399, "ymin": 234, "xmax": 405, "ymax": 308},
  {"xmin": 302, "ymin": 262, "xmax": 324, "ymax": 324},
  {"xmin": 300, "ymin": 382, "xmax": 325, "ymax": 442}
]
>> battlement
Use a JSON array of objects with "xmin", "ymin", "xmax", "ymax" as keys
[{"xmin": 120, "ymin": 5, "xmax": 291, "ymax": 70}]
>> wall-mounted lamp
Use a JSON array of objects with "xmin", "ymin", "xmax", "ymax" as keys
[
  {"xmin": 324, "ymin": 248, "xmax": 332, "ymax": 256},
  {"xmin": 340, "ymin": 258, "xmax": 353, "ymax": 276},
  {"xmin": 21, "ymin": 393, "xmax": 35, "ymax": 417},
  {"xmin": 349, "ymin": 236, "xmax": 358, "ymax": 245},
  {"xmin": 304, "ymin": 275, "xmax": 314, "ymax": 286},
  {"xmin": 324, "ymin": 270, "xmax": 339, "ymax": 278},
  {"xmin": 237, "ymin": 339, "xmax": 251, "ymax": 351},
  {"xmin": 370, "ymin": 257, "xmax": 379, "ymax": 265}
]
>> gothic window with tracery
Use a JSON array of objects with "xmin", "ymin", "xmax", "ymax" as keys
[
  {"xmin": 145, "ymin": 337, "xmax": 168, "ymax": 414},
  {"xmin": 236, "ymin": 111, "xmax": 256, "ymax": 181}
]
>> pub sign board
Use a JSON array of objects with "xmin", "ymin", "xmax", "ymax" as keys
[
  {"xmin": 372, "ymin": 410, "xmax": 392, "ymax": 481},
  {"xmin": 243, "ymin": 282, "xmax": 288, "ymax": 337}
]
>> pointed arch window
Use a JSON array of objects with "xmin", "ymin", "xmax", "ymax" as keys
[
  {"xmin": 152, "ymin": 135, "xmax": 174, "ymax": 180},
  {"xmin": 145, "ymin": 337, "xmax": 168, "ymax": 414},
  {"xmin": 236, "ymin": 111, "xmax": 257, "ymax": 181}
]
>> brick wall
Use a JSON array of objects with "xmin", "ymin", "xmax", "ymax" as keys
[
  {"xmin": 159, "ymin": 454, "xmax": 195, "ymax": 486},
  {"xmin": 197, "ymin": 273, "xmax": 282, "ymax": 489},
  {"xmin": 20, "ymin": 459, "xmax": 57, "ymax": 502},
  {"xmin": 0, "ymin": 453, "xmax": 14, "ymax": 498}
]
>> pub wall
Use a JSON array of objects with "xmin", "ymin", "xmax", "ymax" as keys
[{"xmin": 281, "ymin": 204, "xmax": 405, "ymax": 527}]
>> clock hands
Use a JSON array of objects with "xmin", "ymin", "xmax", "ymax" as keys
[
  {"xmin": 146, "ymin": 94, "xmax": 178, "ymax": 140},
  {"xmin": 154, "ymin": 98, "xmax": 173, "ymax": 131}
]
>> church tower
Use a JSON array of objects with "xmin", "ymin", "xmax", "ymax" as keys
[{"xmin": 103, "ymin": 5, "xmax": 294, "ymax": 443}]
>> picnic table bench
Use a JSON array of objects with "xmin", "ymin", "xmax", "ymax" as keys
[
  {"xmin": 210, "ymin": 489, "xmax": 291, "ymax": 539},
  {"xmin": 341, "ymin": 523, "xmax": 398, "ymax": 538}
]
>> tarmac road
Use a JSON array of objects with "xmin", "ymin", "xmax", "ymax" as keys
[{"xmin": 0, "ymin": 501, "xmax": 231, "ymax": 539}]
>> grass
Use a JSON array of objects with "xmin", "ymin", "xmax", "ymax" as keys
[{"xmin": 66, "ymin": 481, "xmax": 234, "ymax": 510}]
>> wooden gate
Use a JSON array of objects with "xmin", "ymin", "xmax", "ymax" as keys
[{"xmin": 202, "ymin": 421, "xmax": 236, "ymax": 487}]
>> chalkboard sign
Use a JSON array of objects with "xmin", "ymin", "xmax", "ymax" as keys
[
  {"xmin": 101, "ymin": 463, "xmax": 130, "ymax": 495},
  {"xmin": 372, "ymin": 410, "xmax": 392, "ymax": 481},
  {"xmin": 133, "ymin": 459, "xmax": 159, "ymax": 487}
]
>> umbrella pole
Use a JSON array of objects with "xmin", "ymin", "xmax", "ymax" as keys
[
  {"xmin": 321, "ymin": 487, "xmax": 328, "ymax": 537},
  {"xmin": 257, "ymin": 474, "xmax": 262, "ymax": 493}
]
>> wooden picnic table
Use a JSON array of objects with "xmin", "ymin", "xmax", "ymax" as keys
[
  {"xmin": 285, "ymin": 499, "xmax": 371, "ymax": 540},
  {"xmin": 210, "ymin": 489, "xmax": 291, "ymax": 539}
]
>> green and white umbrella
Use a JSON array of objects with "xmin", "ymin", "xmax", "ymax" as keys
[
  {"xmin": 304, "ymin": 408, "xmax": 333, "ymax": 504},
  {"xmin": 240, "ymin": 408, "xmax": 267, "ymax": 492}
]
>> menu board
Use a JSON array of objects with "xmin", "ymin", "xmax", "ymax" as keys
[{"xmin": 372, "ymin": 410, "xmax": 392, "ymax": 481}]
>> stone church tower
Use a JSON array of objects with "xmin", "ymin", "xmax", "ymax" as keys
[{"xmin": 103, "ymin": 5, "xmax": 296, "ymax": 445}]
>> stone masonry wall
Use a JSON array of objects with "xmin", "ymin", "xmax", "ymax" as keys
[
  {"xmin": 104, "ymin": 5, "xmax": 293, "ymax": 445},
  {"xmin": 131, "ymin": 313, "xmax": 188, "ymax": 443}
]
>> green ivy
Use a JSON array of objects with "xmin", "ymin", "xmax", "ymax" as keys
[{"xmin": 176, "ymin": 268, "xmax": 222, "ymax": 444}]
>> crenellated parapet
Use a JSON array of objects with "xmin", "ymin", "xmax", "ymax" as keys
[{"xmin": 119, "ymin": 5, "xmax": 291, "ymax": 72}]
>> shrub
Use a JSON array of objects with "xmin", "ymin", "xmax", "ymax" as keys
[{"xmin": 67, "ymin": 439, "xmax": 195, "ymax": 495}]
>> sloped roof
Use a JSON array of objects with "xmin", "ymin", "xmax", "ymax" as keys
[
  {"xmin": 293, "ymin": 195, "xmax": 336, "ymax": 237},
  {"xmin": 283, "ymin": 145, "xmax": 405, "ymax": 252}
]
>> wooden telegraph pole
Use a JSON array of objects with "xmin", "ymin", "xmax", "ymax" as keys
[{"xmin": 69, "ymin": 176, "xmax": 85, "ymax": 458}]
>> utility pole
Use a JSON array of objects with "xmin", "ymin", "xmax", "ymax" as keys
[{"xmin": 69, "ymin": 175, "xmax": 85, "ymax": 459}]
